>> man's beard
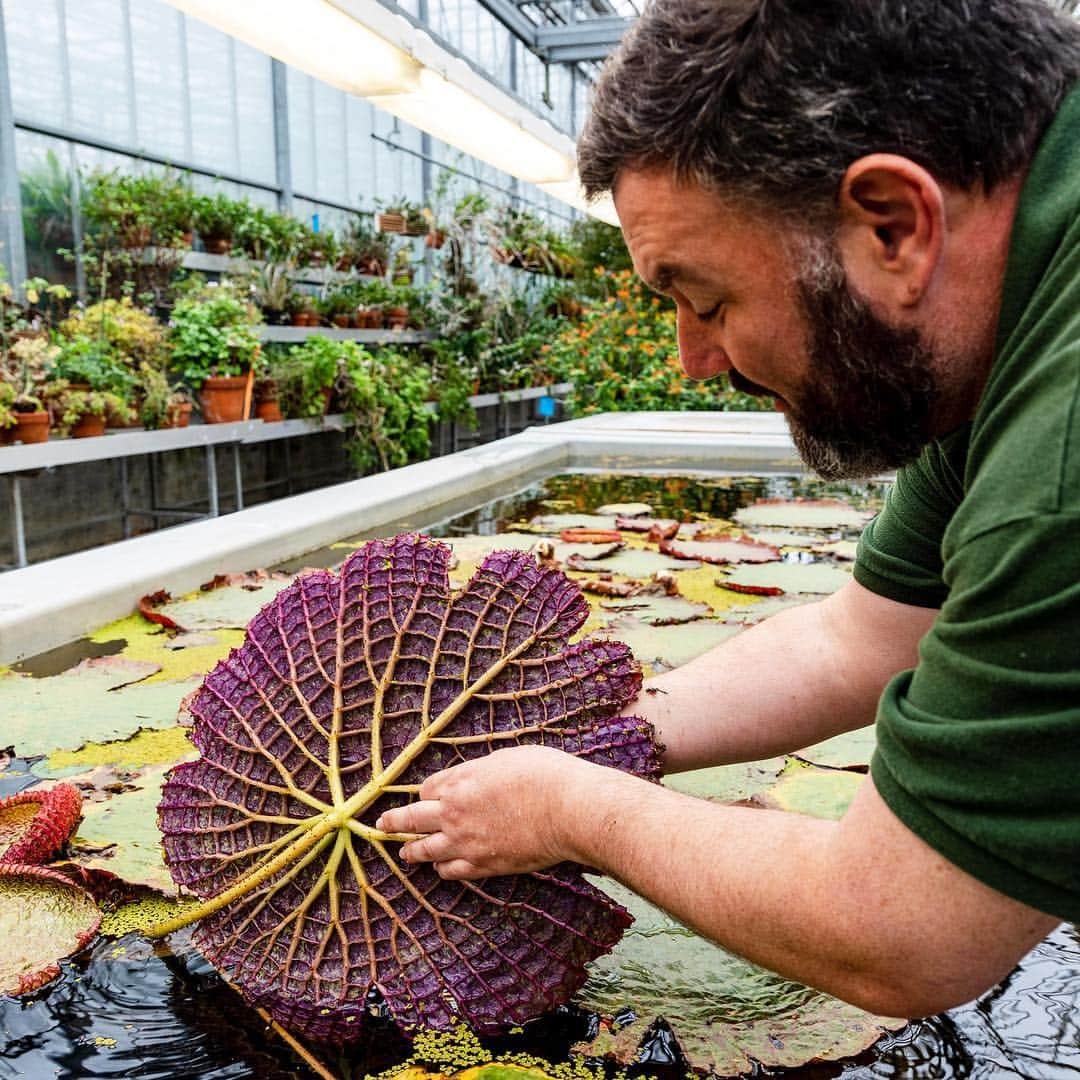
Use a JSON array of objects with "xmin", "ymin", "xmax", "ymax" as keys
[{"xmin": 747, "ymin": 238, "xmax": 941, "ymax": 481}]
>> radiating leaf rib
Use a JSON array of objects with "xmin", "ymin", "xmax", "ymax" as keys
[{"xmin": 157, "ymin": 536, "xmax": 660, "ymax": 1044}]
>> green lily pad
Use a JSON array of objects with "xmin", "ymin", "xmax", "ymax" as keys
[
  {"xmin": 720, "ymin": 595, "xmax": 812, "ymax": 624},
  {"xmin": 761, "ymin": 761, "xmax": 865, "ymax": 820},
  {"xmin": 571, "ymin": 549, "xmax": 697, "ymax": 577},
  {"xmin": 595, "ymin": 501, "xmax": 652, "ymax": 517},
  {"xmin": 443, "ymin": 533, "xmax": 539, "ymax": 565},
  {"xmin": 574, "ymin": 879, "xmax": 901, "ymax": 1075},
  {"xmin": 69, "ymin": 765, "xmax": 180, "ymax": 895},
  {"xmin": 597, "ymin": 615, "xmax": 742, "ymax": 673},
  {"xmin": 793, "ymin": 727, "xmax": 877, "ymax": 771},
  {"xmin": 718, "ymin": 561, "xmax": 851, "ymax": 596},
  {"xmin": 745, "ymin": 529, "xmax": 827, "ymax": 548},
  {"xmin": 0, "ymin": 864, "xmax": 101, "ymax": 995},
  {"xmin": 148, "ymin": 577, "xmax": 295, "ymax": 631},
  {"xmin": 661, "ymin": 536, "xmax": 781, "ymax": 564},
  {"xmin": 0, "ymin": 658, "xmax": 197, "ymax": 757},
  {"xmin": 522, "ymin": 513, "xmax": 618, "ymax": 533},
  {"xmin": 599, "ymin": 595, "xmax": 711, "ymax": 625},
  {"xmin": 735, "ymin": 499, "xmax": 874, "ymax": 531},
  {"xmin": 664, "ymin": 757, "xmax": 787, "ymax": 804}
]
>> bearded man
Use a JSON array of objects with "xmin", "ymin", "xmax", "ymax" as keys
[{"xmin": 378, "ymin": 0, "xmax": 1080, "ymax": 1017}]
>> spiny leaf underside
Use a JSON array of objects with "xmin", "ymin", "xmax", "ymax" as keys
[{"xmin": 158, "ymin": 535, "xmax": 659, "ymax": 1043}]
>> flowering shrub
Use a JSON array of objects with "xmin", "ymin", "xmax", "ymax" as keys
[{"xmin": 546, "ymin": 270, "xmax": 771, "ymax": 415}]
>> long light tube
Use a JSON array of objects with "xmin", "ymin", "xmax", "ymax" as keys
[{"xmin": 164, "ymin": 0, "xmax": 618, "ymax": 224}]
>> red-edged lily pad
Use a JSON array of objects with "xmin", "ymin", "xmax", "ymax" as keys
[
  {"xmin": 0, "ymin": 784, "xmax": 82, "ymax": 865},
  {"xmin": 0, "ymin": 864, "xmax": 101, "ymax": 995},
  {"xmin": 717, "ymin": 561, "xmax": 851, "ymax": 596},
  {"xmin": 660, "ymin": 534, "xmax": 781, "ymax": 565},
  {"xmin": 615, "ymin": 515, "xmax": 680, "ymax": 534}
]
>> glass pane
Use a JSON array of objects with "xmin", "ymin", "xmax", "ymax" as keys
[
  {"xmin": 16, "ymin": 130, "xmax": 77, "ymax": 286},
  {"xmin": 130, "ymin": 0, "xmax": 187, "ymax": 163},
  {"xmin": 287, "ymin": 67, "xmax": 315, "ymax": 198},
  {"xmin": 65, "ymin": 0, "xmax": 133, "ymax": 143},
  {"xmin": 4, "ymin": 0, "xmax": 66, "ymax": 127},
  {"xmin": 185, "ymin": 16, "xmax": 238, "ymax": 175},
  {"xmin": 312, "ymin": 81, "xmax": 347, "ymax": 205},
  {"xmin": 235, "ymin": 41, "xmax": 276, "ymax": 187}
]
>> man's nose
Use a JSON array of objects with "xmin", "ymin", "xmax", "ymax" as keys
[{"xmin": 676, "ymin": 311, "xmax": 731, "ymax": 381}]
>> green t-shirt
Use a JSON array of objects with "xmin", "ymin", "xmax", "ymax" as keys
[{"xmin": 854, "ymin": 85, "xmax": 1080, "ymax": 923}]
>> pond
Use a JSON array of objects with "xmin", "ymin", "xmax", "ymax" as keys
[{"xmin": 2, "ymin": 472, "xmax": 1077, "ymax": 1080}]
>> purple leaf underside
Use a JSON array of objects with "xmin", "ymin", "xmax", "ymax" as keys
[{"xmin": 158, "ymin": 535, "xmax": 660, "ymax": 1044}]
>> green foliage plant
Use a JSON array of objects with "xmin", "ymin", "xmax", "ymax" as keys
[
  {"xmin": 58, "ymin": 298, "xmax": 168, "ymax": 372},
  {"xmin": 168, "ymin": 295, "xmax": 261, "ymax": 390},
  {"xmin": 337, "ymin": 344, "xmax": 432, "ymax": 473},
  {"xmin": 137, "ymin": 364, "xmax": 189, "ymax": 429},
  {"xmin": 265, "ymin": 336, "xmax": 341, "ymax": 418},
  {"xmin": 192, "ymin": 192, "xmax": 249, "ymax": 249},
  {"xmin": 20, "ymin": 151, "xmax": 75, "ymax": 281},
  {"xmin": 547, "ymin": 270, "xmax": 772, "ymax": 415}
]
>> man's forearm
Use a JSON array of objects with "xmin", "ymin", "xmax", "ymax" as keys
[{"xmin": 634, "ymin": 580, "xmax": 936, "ymax": 773}]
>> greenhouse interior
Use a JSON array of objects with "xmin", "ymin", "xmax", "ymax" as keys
[{"xmin": 1, "ymin": 1, "xmax": 1078, "ymax": 1078}]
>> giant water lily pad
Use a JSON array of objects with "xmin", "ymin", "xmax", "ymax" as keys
[
  {"xmin": 717, "ymin": 561, "xmax": 851, "ymax": 596},
  {"xmin": 660, "ymin": 535, "xmax": 781, "ymax": 564},
  {"xmin": 573, "ymin": 879, "xmax": 901, "ymax": 1075},
  {"xmin": 0, "ymin": 864, "xmax": 101, "ymax": 995},
  {"xmin": 744, "ymin": 529, "xmax": 826, "ymax": 549},
  {"xmin": 734, "ymin": 499, "xmax": 874, "ymax": 531},
  {"xmin": 0, "ymin": 658, "xmax": 197, "ymax": 757},
  {"xmin": 0, "ymin": 784, "xmax": 82, "ymax": 864},
  {"xmin": 144, "ymin": 576, "xmax": 295, "ymax": 631},
  {"xmin": 522, "ymin": 513, "xmax": 618, "ymax": 533},
  {"xmin": 595, "ymin": 615, "xmax": 742, "ymax": 673},
  {"xmin": 70, "ymin": 765, "xmax": 183, "ymax": 895},
  {"xmin": 443, "ymin": 533, "xmax": 539, "ymax": 565},
  {"xmin": 569, "ymin": 549, "xmax": 697, "ymax": 577},
  {"xmin": 664, "ymin": 758, "xmax": 787, "ymax": 804},
  {"xmin": 811, "ymin": 539, "xmax": 860, "ymax": 561},
  {"xmin": 793, "ymin": 727, "xmax": 877, "ymax": 771},
  {"xmin": 761, "ymin": 761, "xmax": 865, "ymax": 820},
  {"xmin": 598, "ymin": 595, "xmax": 711, "ymax": 626},
  {"xmin": 155, "ymin": 535, "xmax": 662, "ymax": 1044}
]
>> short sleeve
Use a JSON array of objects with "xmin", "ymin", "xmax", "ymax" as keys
[
  {"xmin": 853, "ymin": 431, "xmax": 967, "ymax": 609},
  {"xmin": 871, "ymin": 510, "xmax": 1080, "ymax": 922}
]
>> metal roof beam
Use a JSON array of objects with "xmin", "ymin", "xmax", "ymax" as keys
[
  {"xmin": 534, "ymin": 15, "xmax": 630, "ymax": 59},
  {"xmin": 471, "ymin": 0, "xmax": 540, "ymax": 47}
]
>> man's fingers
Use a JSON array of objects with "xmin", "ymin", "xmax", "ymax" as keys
[
  {"xmin": 435, "ymin": 859, "xmax": 489, "ymax": 881},
  {"xmin": 377, "ymin": 799, "xmax": 441, "ymax": 835},
  {"xmin": 400, "ymin": 832, "xmax": 455, "ymax": 864}
]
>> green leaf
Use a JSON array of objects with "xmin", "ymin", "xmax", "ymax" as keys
[
  {"xmin": 594, "ymin": 502, "xmax": 652, "ymax": 517},
  {"xmin": 146, "ymin": 577, "xmax": 295, "ymax": 631},
  {"xmin": 761, "ymin": 761, "xmax": 865, "ymax": 820},
  {"xmin": 570, "ymin": 549, "xmax": 696, "ymax": 577},
  {"xmin": 734, "ymin": 499, "xmax": 873, "ymax": 530},
  {"xmin": 574, "ymin": 879, "xmax": 901, "ymax": 1075},
  {"xmin": 793, "ymin": 726, "xmax": 876, "ymax": 770},
  {"xmin": 718, "ymin": 561, "xmax": 851, "ymax": 596},
  {"xmin": 596, "ymin": 614, "xmax": 741, "ymax": 673},
  {"xmin": 598, "ymin": 595, "xmax": 712, "ymax": 625},
  {"xmin": 663, "ymin": 757, "xmax": 787, "ymax": 804},
  {"xmin": 0, "ymin": 658, "xmax": 197, "ymax": 757}
]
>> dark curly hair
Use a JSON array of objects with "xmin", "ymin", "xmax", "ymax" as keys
[{"xmin": 579, "ymin": 0, "xmax": 1080, "ymax": 221}]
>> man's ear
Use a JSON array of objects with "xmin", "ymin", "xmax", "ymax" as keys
[{"xmin": 836, "ymin": 154, "xmax": 945, "ymax": 310}]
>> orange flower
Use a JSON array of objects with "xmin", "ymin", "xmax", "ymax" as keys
[{"xmin": 626, "ymin": 325, "xmax": 638, "ymax": 337}]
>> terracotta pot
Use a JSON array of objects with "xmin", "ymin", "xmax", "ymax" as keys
[
  {"xmin": 386, "ymin": 306, "xmax": 409, "ymax": 330},
  {"xmin": 70, "ymin": 413, "xmax": 106, "ymax": 439},
  {"xmin": 255, "ymin": 399, "xmax": 283, "ymax": 423},
  {"xmin": 425, "ymin": 230, "xmax": 446, "ymax": 249},
  {"xmin": 199, "ymin": 375, "xmax": 249, "ymax": 424},
  {"xmin": 121, "ymin": 225, "xmax": 152, "ymax": 249},
  {"xmin": 332, "ymin": 314, "xmax": 351, "ymax": 328},
  {"xmin": 203, "ymin": 235, "xmax": 232, "ymax": 255},
  {"xmin": 335, "ymin": 256, "xmax": 353, "ymax": 272},
  {"xmin": 10, "ymin": 411, "xmax": 49, "ymax": 445},
  {"xmin": 164, "ymin": 402, "xmax": 192, "ymax": 429},
  {"xmin": 320, "ymin": 386, "xmax": 334, "ymax": 415}
]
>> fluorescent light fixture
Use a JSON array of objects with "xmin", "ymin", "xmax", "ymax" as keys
[
  {"xmin": 166, "ymin": 0, "xmax": 420, "ymax": 97},
  {"xmin": 162, "ymin": 0, "xmax": 615, "ymax": 223},
  {"xmin": 536, "ymin": 175, "xmax": 620, "ymax": 227}
]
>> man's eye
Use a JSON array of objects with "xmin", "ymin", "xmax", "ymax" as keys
[{"xmin": 695, "ymin": 303, "xmax": 722, "ymax": 322}]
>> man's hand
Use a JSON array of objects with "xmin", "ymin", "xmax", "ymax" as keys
[{"xmin": 376, "ymin": 746, "xmax": 595, "ymax": 879}]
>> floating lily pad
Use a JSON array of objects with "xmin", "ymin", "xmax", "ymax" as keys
[
  {"xmin": 661, "ymin": 535, "xmax": 781, "ymax": 565},
  {"xmin": 69, "ymin": 765, "xmax": 178, "ymax": 895},
  {"xmin": 0, "ymin": 864, "xmax": 101, "ymax": 995},
  {"xmin": 144, "ymin": 577, "xmax": 295, "ymax": 631},
  {"xmin": 595, "ymin": 501, "xmax": 651, "ymax": 517},
  {"xmin": 0, "ymin": 658, "xmax": 196, "ymax": 758},
  {"xmin": 735, "ymin": 499, "xmax": 874, "ymax": 530},
  {"xmin": 664, "ymin": 757, "xmax": 787, "ymax": 804},
  {"xmin": 574, "ymin": 879, "xmax": 901, "ymax": 1075},
  {"xmin": 718, "ymin": 561, "xmax": 851, "ymax": 596},
  {"xmin": 761, "ymin": 761, "xmax": 865, "ymax": 820},
  {"xmin": 793, "ymin": 727, "xmax": 876, "ymax": 771},
  {"xmin": 0, "ymin": 784, "xmax": 82, "ymax": 864},
  {"xmin": 745, "ymin": 529, "xmax": 827, "ymax": 548},
  {"xmin": 570, "ymin": 549, "xmax": 698, "ymax": 577},
  {"xmin": 443, "ymin": 533, "xmax": 539, "ymax": 567},
  {"xmin": 599, "ymin": 595, "xmax": 711, "ymax": 626},
  {"xmin": 522, "ymin": 513, "xmax": 618, "ymax": 533},
  {"xmin": 720, "ymin": 595, "xmax": 812, "ymax": 624},
  {"xmin": 34, "ymin": 727, "xmax": 195, "ymax": 778},
  {"xmin": 615, "ymin": 516, "xmax": 679, "ymax": 534},
  {"xmin": 596, "ymin": 615, "xmax": 741, "ymax": 673}
]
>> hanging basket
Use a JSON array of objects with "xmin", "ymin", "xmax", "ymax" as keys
[{"xmin": 376, "ymin": 212, "xmax": 407, "ymax": 234}]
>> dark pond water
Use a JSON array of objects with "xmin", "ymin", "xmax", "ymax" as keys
[{"xmin": 3, "ymin": 472, "xmax": 1077, "ymax": 1079}]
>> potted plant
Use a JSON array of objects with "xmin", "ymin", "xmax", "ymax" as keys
[
  {"xmin": 245, "ymin": 260, "xmax": 295, "ymax": 326},
  {"xmin": 138, "ymin": 364, "xmax": 191, "ymax": 429},
  {"xmin": 319, "ymin": 285, "xmax": 359, "ymax": 329},
  {"xmin": 168, "ymin": 294, "xmax": 262, "ymax": 423},
  {"xmin": 2, "ymin": 336, "xmax": 57, "ymax": 444},
  {"xmin": 266, "ymin": 336, "xmax": 341, "ymax": 418},
  {"xmin": 376, "ymin": 198, "xmax": 429, "ymax": 237},
  {"xmin": 344, "ymin": 218, "xmax": 390, "ymax": 277},
  {"xmin": 192, "ymin": 192, "xmax": 248, "ymax": 255},
  {"xmin": 46, "ymin": 336, "xmax": 135, "ymax": 436}
]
